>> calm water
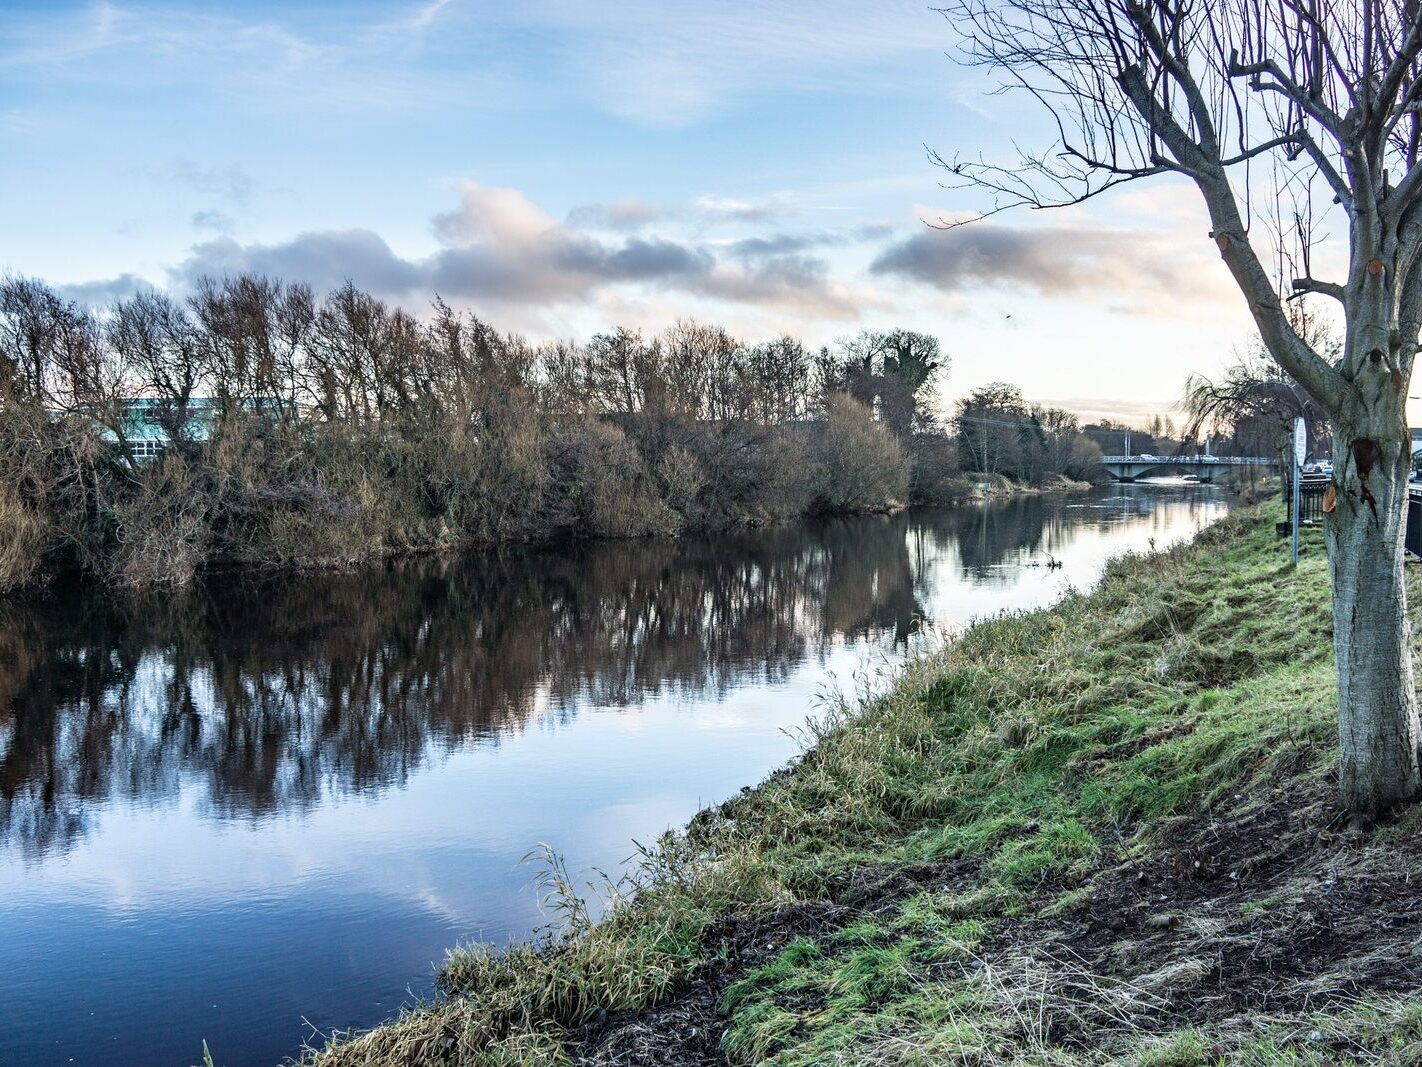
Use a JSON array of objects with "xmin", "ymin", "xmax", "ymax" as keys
[{"xmin": 0, "ymin": 484, "xmax": 1226, "ymax": 1067}]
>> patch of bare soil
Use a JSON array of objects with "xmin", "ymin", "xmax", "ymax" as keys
[
  {"xmin": 570, "ymin": 902, "xmax": 852, "ymax": 1066},
  {"xmin": 990, "ymin": 782, "xmax": 1422, "ymax": 1044}
]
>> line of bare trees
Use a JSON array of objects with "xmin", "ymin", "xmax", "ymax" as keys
[
  {"xmin": 953, "ymin": 382, "xmax": 1105, "ymax": 484},
  {"xmin": 0, "ymin": 274, "xmax": 948, "ymax": 590}
]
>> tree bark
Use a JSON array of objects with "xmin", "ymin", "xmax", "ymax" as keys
[{"xmin": 1325, "ymin": 415, "xmax": 1422, "ymax": 813}]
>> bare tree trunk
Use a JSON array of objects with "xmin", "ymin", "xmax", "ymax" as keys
[{"xmin": 1326, "ymin": 415, "xmax": 1422, "ymax": 813}]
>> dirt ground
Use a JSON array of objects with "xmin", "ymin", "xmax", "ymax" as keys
[
  {"xmin": 569, "ymin": 782, "xmax": 1422, "ymax": 1064},
  {"xmin": 572, "ymin": 902, "xmax": 853, "ymax": 1066}
]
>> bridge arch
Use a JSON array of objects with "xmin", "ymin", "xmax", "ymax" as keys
[{"xmin": 1112, "ymin": 462, "xmax": 1204, "ymax": 482}]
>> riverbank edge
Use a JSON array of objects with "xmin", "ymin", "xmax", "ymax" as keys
[
  {"xmin": 11, "ymin": 477, "xmax": 1096, "ymax": 596},
  {"xmin": 297, "ymin": 503, "xmax": 1422, "ymax": 1067},
  {"xmin": 935, "ymin": 471, "xmax": 1097, "ymax": 501}
]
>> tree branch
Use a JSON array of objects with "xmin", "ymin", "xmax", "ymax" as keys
[
  {"xmin": 1292, "ymin": 129, "xmax": 1355, "ymax": 209},
  {"xmin": 1291, "ymin": 276, "xmax": 1347, "ymax": 303},
  {"xmin": 1225, "ymin": 55, "xmax": 1347, "ymax": 141},
  {"xmin": 1117, "ymin": 62, "xmax": 1351, "ymax": 417},
  {"xmin": 1371, "ymin": 12, "xmax": 1422, "ymax": 149}
]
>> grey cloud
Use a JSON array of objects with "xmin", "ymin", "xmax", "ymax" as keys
[
  {"xmin": 173, "ymin": 231, "xmax": 424, "ymax": 295},
  {"xmin": 566, "ymin": 198, "xmax": 664, "ymax": 231},
  {"xmin": 728, "ymin": 232, "xmax": 843, "ymax": 259},
  {"xmin": 58, "ymin": 273, "xmax": 154, "ymax": 307},
  {"xmin": 191, "ymin": 209, "xmax": 234, "ymax": 233},
  {"xmin": 870, "ymin": 223, "xmax": 1205, "ymax": 298},
  {"xmin": 693, "ymin": 254, "xmax": 860, "ymax": 319},
  {"xmin": 736, "ymin": 254, "xmax": 833, "ymax": 293},
  {"xmin": 602, "ymin": 237, "xmax": 713, "ymax": 279},
  {"xmin": 116, "ymin": 183, "xmax": 875, "ymax": 321},
  {"xmin": 171, "ymin": 227, "xmax": 715, "ymax": 307},
  {"xmin": 427, "ymin": 232, "xmax": 712, "ymax": 302},
  {"xmin": 169, "ymin": 160, "xmax": 256, "ymax": 206},
  {"xmin": 852, "ymin": 222, "xmax": 896, "ymax": 242}
]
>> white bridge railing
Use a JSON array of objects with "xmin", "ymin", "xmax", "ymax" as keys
[{"xmin": 1100, "ymin": 455, "xmax": 1277, "ymax": 465}]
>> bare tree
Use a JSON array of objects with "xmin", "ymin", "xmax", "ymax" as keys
[
  {"xmin": 942, "ymin": 0, "xmax": 1422, "ymax": 813},
  {"xmin": 956, "ymin": 381, "xmax": 1030, "ymax": 476},
  {"xmin": 109, "ymin": 291, "xmax": 208, "ymax": 444},
  {"xmin": 747, "ymin": 335, "xmax": 816, "ymax": 424},
  {"xmin": 1184, "ymin": 351, "xmax": 1325, "ymax": 464},
  {"xmin": 0, "ymin": 276, "xmax": 77, "ymax": 406},
  {"xmin": 189, "ymin": 275, "xmax": 315, "ymax": 420},
  {"xmin": 0, "ymin": 277, "xmax": 132, "ymax": 448},
  {"xmin": 1184, "ymin": 305, "xmax": 1340, "ymax": 468},
  {"xmin": 583, "ymin": 327, "xmax": 659, "ymax": 416}
]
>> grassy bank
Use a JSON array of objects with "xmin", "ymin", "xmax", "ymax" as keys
[{"xmin": 302, "ymin": 506, "xmax": 1422, "ymax": 1066}]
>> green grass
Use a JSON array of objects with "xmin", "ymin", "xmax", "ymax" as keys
[{"xmin": 301, "ymin": 507, "xmax": 1422, "ymax": 1066}]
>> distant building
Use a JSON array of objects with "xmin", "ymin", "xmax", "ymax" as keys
[
  {"xmin": 101, "ymin": 397, "xmax": 292, "ymax": 460},
  {"xmin": 1412, "ymin": 427, "xmax": 1422, "ymax": 456},
  {"xmin": 100, "ymin": 398, "xmax": 219, "ymax": 460}
]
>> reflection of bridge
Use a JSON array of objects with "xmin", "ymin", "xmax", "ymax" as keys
[{"xmin": 1101, "ymin": 454, "xmax": 1278, "ymax": 482}]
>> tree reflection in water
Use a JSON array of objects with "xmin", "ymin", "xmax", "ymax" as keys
[
  {"xmin": 0, "ymin": 488, "xmax": 1227, "ymax": 860},
  {"xmin": 0, "ymin": 514, "xmax": 923, "ymax": 859}
]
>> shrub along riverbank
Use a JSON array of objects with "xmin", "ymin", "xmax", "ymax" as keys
[
  {"xmin": 301, "ymin": 506, "xmax": 1422, "ymax": 1066},
  {"xmin": 1, "ymin": 275, "xmax": 1109, "ymax": 592}
]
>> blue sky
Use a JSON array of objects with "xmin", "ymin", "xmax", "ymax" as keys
[{"xmin": 1, "ymin": 0, "xmax": 1295, "ymax": 422}]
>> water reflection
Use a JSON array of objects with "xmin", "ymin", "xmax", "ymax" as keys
[
  {"xmin": 0, "ymin": 487, "xmax": 1227, "ymax": 867},
  {"xmin": 1, "ymin": 515, "xmax": 931, "ymax": 860}
]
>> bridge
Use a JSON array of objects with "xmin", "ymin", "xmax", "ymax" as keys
[{"xmin": 1100, "ymin": 454, "xmax": 1279, "ymax": 482}]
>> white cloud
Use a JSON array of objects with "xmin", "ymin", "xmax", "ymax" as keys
[
  {"xmin": 408, "ymin": 0, "xmax": 453, "ymax": 32},
  {"xmin": 500, "ymin": 0, "xmax": 949, "ymax": 125},
  {"xmin": 695, "ymin": 194, "xmax": 787, "ymax": 223}
]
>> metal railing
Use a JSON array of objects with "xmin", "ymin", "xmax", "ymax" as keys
[
  {"xmin": 1409, "ymin": 486, "xmax": 1422, "ymax": 559},
  {"xmin": 1100, "ymin": 454, "xmax": 1277, "ymax": 465},
  {"xmin": 1289, "ymin": 478, "xmax": 1422, "ymax": 560}
]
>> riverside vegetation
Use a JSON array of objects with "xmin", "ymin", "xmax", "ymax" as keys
[
  {"xmin": 302, "ymin": 506, "xmax": 1422, "ymax": 1066},
  {"xmin": 0, "ymin": 275, "xmax": 1105, "ymax": 591}
]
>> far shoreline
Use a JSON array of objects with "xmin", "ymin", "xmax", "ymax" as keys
[{"xmin": 6, "ymin": 475, "xmax": 1116, "ymax": 598}]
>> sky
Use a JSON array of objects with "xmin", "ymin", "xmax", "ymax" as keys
[{"xmin": 0, "ymin": 0, "xmax": 1366, "ymax": 424}]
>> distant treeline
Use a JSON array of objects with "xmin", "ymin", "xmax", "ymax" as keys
[
  {"xmin": 951, "ymin": 382, "xmax": 1106, "ymax": 488},
  {"xmin": 0, "ymin": 274, "xmax": 947, "ymax": 589},
  {"xmin": 0, "ymin": 275, "xmax": 1109, "ymax": 590}
]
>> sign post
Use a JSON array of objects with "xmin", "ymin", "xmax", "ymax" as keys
[{"xmin": 1292, "ymin": 416, "xmax": 1307, "ymax": 565}]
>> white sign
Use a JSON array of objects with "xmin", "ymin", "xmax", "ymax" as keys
[{"xmin": 1293, "ymin": 416, "xmax": 1308, "ymax": 467}]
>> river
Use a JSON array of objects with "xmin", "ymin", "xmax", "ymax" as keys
[{"xmin": 0, "ymin": 483, "xmax": 1228, "ymax": 1066}]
